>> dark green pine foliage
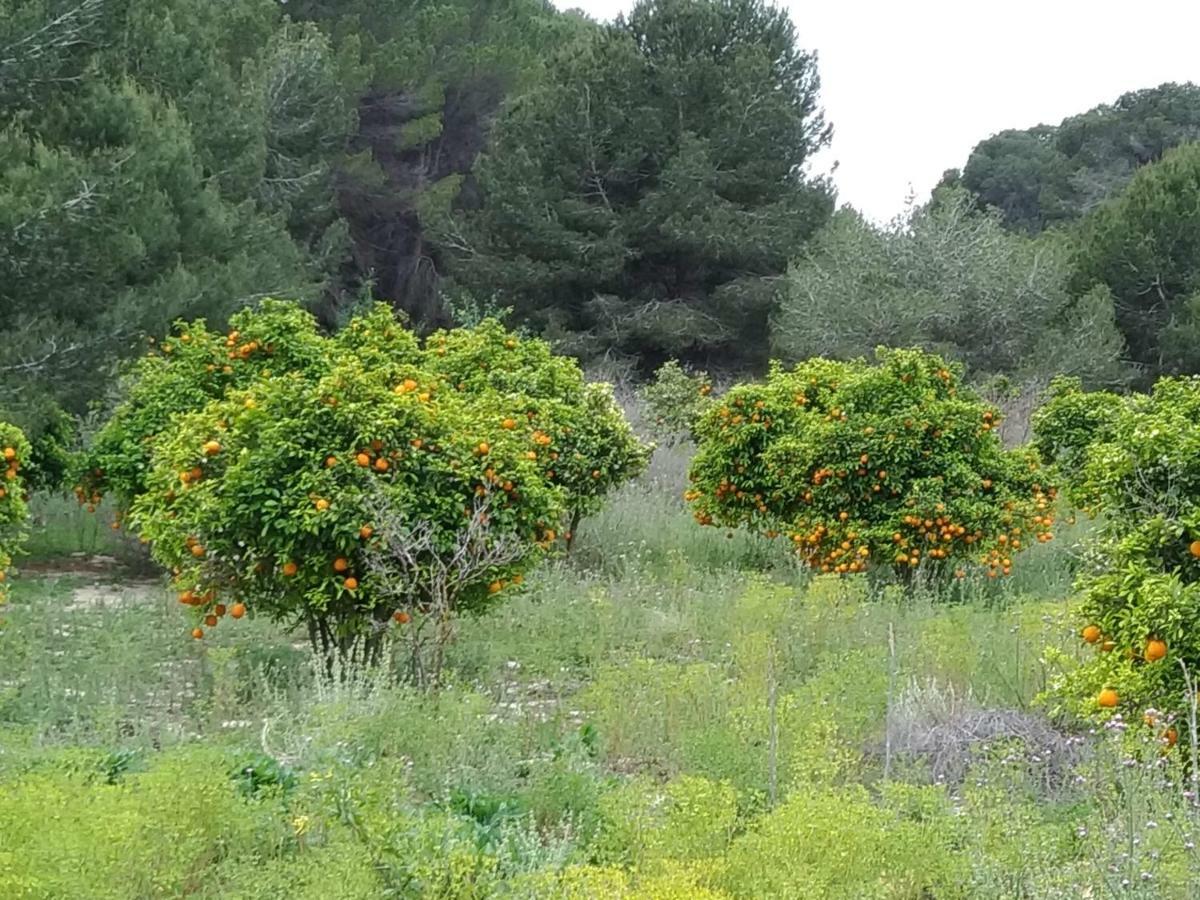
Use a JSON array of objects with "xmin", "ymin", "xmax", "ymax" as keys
[
  {"xmin": 0, "ymin": 0, "xmax": 353, "ymax": 454},
  {"xmin": 440, "ymin": 0, "xmax": 834, "ymax": 370},
  {"xmin": 948, "ymin": 83, "xmax": 1200, "ymax": 234},
  {"xmin": 1070, "ymin": 144, "xmax": 1200, "ymax": 382},
  {"xmin": 287, "ymin": 0, "xmax": 581, "ymax": 329}
]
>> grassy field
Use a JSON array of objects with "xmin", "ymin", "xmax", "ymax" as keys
[{"xmin": 2, "ymin": 448, "xmax": 1199, "ymax": 898}]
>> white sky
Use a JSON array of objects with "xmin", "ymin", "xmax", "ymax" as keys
[{"xmin": 553, "ymin": 0, "xmax": 1200, "ymax": 222}]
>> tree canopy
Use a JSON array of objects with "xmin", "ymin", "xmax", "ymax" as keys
[
  {"xmin": 947, "ymin": 83, "xmax": 1200, "ymax": 233},
  {"xmin": 437, "ymin": 0, "xmax": 833, "ymax": 370},
  {"xmin": 775, "ymin": 189, "xmax": 1128, "ymax": 388},
  {"xmin": 1069, "ymin": 144, "xmax": 1200, "ymax": 383}
]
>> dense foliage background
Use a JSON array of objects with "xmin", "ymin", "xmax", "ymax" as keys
[{"xmin": 6, "ymin": 0, "xmax": 1200, "ymax": 450}]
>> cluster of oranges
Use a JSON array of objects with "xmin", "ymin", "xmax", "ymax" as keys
[
  {"xmin": 1087, "ymin": 625, "xmax": 1171, "ymax": 714},
  {"xmin": 487, "ymin": 572, "xmax": 525, "ymax": 595},
  {"xmin": 706, "ymin": 479, "xmax": 770, "ymax": 516},
  {"xmin": 72, "ymin": 477, "xmax": 103, "ymax": 512},
  {"xmin": 393, "ymin": 378, "xmax": 432, "ymax": 404},
  {"xmin": 352, "ymin": 438, "xmax": 402, "ymax": 473},
  {"xmin": 715, "ymin": 395, "xmax": 773, "ymax": 429},
  {"xmin": 789, "ymin": 523, "xmax": 871, "ymax": 574},
  {"xmin": 178, "ymin": 588, "xmax": 246, "ymax": 638},
  {"xmin": 224, "ymin": 330, "xmax": 270, "ymax": 361},
  {"xmin": 1082, "ymin": 624, "xmax": 1168, "ymax": 661},
  {"xmin": 893, "ymin": 513, "xmax": 980, "ymax": 572}
]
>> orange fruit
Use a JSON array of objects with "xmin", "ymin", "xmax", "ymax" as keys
[
  {"xmin": 191, "ymin": 627, "xmax": 204, "ymax": 640},
  {"xmin": 488, "ymin": 580, "xmax": 503, "ymax": 594},
  {"xmin": 190, "ymin": 466, "xmax": 203, "ymax": 482},
  {"xmin": 333, "ymin": 557, "xmax": 350, "ymax": 572},
  {"xmin": 1191, "ymin": 540, "xmax": 1200, "ymax": 559},
  {"xmin": 315, "ymin": 498, "xmax": 329, "ymax": 511},
  {"xmin": 1164, "ymin": 727, "xmax": 1179, "ymax": 747},
  {"xmin": 356, "ymin": 453, "xmax": 371, "ymax": 467},
  {"xmin": 477, "ymin": 442, "xmax": 490, "ymax": 455},
  {"xmin": 281, "ymin": 561, "xmax": 298, "ymax": 577},
  {"xmin": 204, "ymin": 614, "xmax": 218, "ymax": 627},
  {"xmin": 1145, "ymin": 638, "xmax": 1168, "ymax": 662},
  {"xmin": 393, "ymin": 610, "xmax": 410, "ymax": 624},
  {"xmin": 214, "ymin": 604, "xmax": 226, "ymax": 616},
  {"xmin": 190, "ymin": 544, "xmax": 205, "ymax": 558},
  {"xmin": 359, "ymin": 525, "xmax": 374, "ymax": 539},
  {"xmin": 203, "ymin": 440, "xmax": 221, "ymax": 456},
  {"xmin": 2, "ymin": 447, "xmax": 14, "ymax": 460},
  {"xmin": 374, "ymin": 457, "xmax": 389, "ymax": 472},
  {"xmin": 1100, "ymin": 640, "xmax": 1116, "ymax": 652},
  {"xmin": 1097, "ymin": 688, "xmax": 1119, "ymax": 708},
  {"xmin": 1081, "ymin": 625, "xmax": 1102, "ymax": 644},
  {"xmin": 343, "ymin": 576, "xmax": 358, "ymax": 590},
  {"xmin": 230, "ymin": 602, "xmax": 246, "ymax": 619},
  {"xmin": 502, "ymin": 418, "xmax": 516, "ymax": 430},
  {"xmin": 325, "ymin": 456, "xmax": 338, "ymax": 468}
]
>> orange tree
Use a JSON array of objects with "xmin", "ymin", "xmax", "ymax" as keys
[
  {"xmin": 423, "ymin": 319, "xmax": 651, "ymax": 544},
  {"xmin": 686, "ymin": 349, "xmax": 1054, "ymax": 582},
  {"xmin": 0, "ymin": 422, "xmax": 31, "ymax": 606},
  {"xmin": 1035, "ymin": 376, "xmax": 1200, "ymax": 732},
  {"xmin": 81, "ymin": 302, "xmax": 648, "ymax": 673}
]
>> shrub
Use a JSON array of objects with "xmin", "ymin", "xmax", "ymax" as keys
[
  {"xmin": 1036, "ymin": 376, "xmax": 1200, "ymax": 725},
  {"xmin": 1030, "ymin": 375, "xmax": 1124, "ymax": 509},
  {"xmin": 0, "ymin": 747, "xmax": 279, "ymax": 899},
  {"xmin": 686, "ymin": 349, "xmax": 1055, "ymax": 583},
  {"xmin": 720, "ymin": 784, "xmax": 964, "ymax": 898},
  {"xmin": 87, "ymin": 301, "xmax": 647, "ymax": 674},
  {"xmin": 641, "ymin": 360, "xmax": 714, "ymax": 444},
  {"xmin": 0, "ymin": 422, "xmax": 30, "ymax": 604},
  {"xmin": 16, "ymin": 405, "xmax": 75, "ymax": 492},
  {"xmin": 132, "ymin": 348, "xmax": 561, "ymax": 673}
]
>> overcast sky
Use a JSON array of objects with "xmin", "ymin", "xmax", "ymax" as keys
[{"xmin": 552, "ymin": 0, "xmax": 1200, "ymax": 222}]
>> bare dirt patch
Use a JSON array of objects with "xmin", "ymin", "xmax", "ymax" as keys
[{"xmin": 63, "ymin": 578, "xmax": 161, "ymax": 611}]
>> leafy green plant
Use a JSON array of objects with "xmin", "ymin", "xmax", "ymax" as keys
[
  {"xmin": 641, "ymin": 360, "xmax": 714, "ymax": 444},
  {"xmin": 0, "ymin": 422, "xmax": 31, "ymax": 604},
  {"xmin": 686, "ymin": 348, "xmax": 1055, "ymax": 583},
  {"xmin": 423, "ymin": 318, "xmax": 651, "ymax": 544},
  {"xmin": 1037, "ymin": 376, "xmax": 1200, "ymax": 725},
  {"xmin": 74, "ymin": 300, "xmax": 329, "ymax": 511}
]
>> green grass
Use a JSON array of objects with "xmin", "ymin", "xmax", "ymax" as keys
[{"xmin": 2, "ymin": 474, "xmax": 1199, "ymax": 898}]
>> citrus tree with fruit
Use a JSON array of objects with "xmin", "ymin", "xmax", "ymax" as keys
[
  {"xmin": 0, "ymin": 423, "xmax": 31, "ymax": 606},
  {"xmin": 423, "ymin": 319, "xmax": 651, "ymax": 545},
  {"xmin": 1036, "ymin": 376, "xmax": 1200, "ymax": 736},
  {"xmin": 686, "ymin": 348, "xmax": 1054, "ymax": 583},
  {"xmin": 83, "ymin": 301, "xmax": 648, "ymax": 676}
]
